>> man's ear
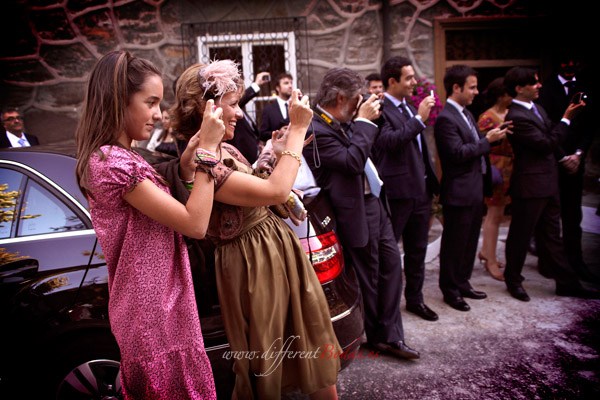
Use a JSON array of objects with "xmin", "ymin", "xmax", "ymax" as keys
[
  {"xmin": 387, "ymin": 77, "xmax": 398, "ymax": 88},
  {"xmin": 452, "ymin": 83, "xmax": 461, "ymax": 94}
]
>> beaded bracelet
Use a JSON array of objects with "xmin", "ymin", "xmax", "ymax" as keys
[
  {"xmin": 195, "ymin": 148, "xmax": 220, "ymax": 167},
  {"xmin": 281, "ymin": 150, "xmax": 302, "ymax": 166}
]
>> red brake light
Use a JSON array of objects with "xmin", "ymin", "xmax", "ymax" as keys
[{"xmin": 299, "ymin": 231, "xmax": 344, "ymax": 284}]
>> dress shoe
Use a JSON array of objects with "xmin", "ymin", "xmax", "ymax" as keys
[
  {"xmin": 371, "ymin": 340, "xmax": 420, "ymax": 360},
  {"xmin": 443, "ymin": 296, "xmax": 470, "ymax": 311},
  {"xmin": 406, "ymin": 303, "xmax": 439, "ymax": 321},
  {"xmin": 507, "ymin": 284, "xmax": 530, "ymax": 302},
  {"xmin": 556, "ymin": 284, "xmax": 600, "ymax": 299},
  {"xmin": 460, "ymin": 288, "xmax": 487, "ymax": 300}
]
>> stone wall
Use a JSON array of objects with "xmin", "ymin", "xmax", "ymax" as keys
[{"xmin": 0, "ymin": 0, "xmax": 590, "ymax": 144}]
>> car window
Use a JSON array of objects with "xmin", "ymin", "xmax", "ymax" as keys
[
  {"xmin": 17, "ymin": 180, "xmax": 86, "ymax": 237},
  {"xmin": 0, "ymin": 168, "xmax": 25, "ymax": 239}
]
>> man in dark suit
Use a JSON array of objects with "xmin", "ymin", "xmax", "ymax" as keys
[
  {"xmin": 376, "ymin": 56, "xmax": 440, "ymax": 321},
  {"xmin": 304, "ymin": 67, "xmax": 419, "ymax": 360},
  {"xmin": 503, "ymin": 66, "xmax": 598, "ymax": 301},
  {"xmin": 227, "ymin": 71, "xmax": 270, "ymax": 164},
  {"xmin": 1, "ymin": 107, "xmax": 39, "ymax": 148},
  {"xmin": 434, "ymin": 65, "xmax": 507, "ymax": 311},
  {"xmin": 537, "ymin": 58, "xmax": 597, "ymax": 283},
  {"xmin": 259, "ymin": 72, "xmax": 293, "ymax": 142}
]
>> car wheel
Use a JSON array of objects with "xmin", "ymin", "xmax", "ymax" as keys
[
  {"xmin": 55, "ymin": 359, "xmax": 121, "ymax": 400},
  {"xmin": 49, "ymin": 331, "xmax": 122, "ymax": 400}
]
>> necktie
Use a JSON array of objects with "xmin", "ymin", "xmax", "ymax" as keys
[
  {"xmin": 340, "ymin": 122, "xmax": 381, "ymax": 197},
  {"xmin": 399, "ymin": 102, "xmax": 423, "ymax": 153},
  {"xmin": 284, "ymin": 102, "xmax": 289, "ymax": 119},
  {"xmin": 18, "ymin": 137, "xmax": 27, "ymax": 147},
  {"xmin": 462, "ymin": 109, "xmax": 486, "ymax": 173},
  {"xmin": 364, "ymin": 158, "xmax": 382, "ymax": 198},
  {"xmin": 531, "ymin": 103, "xmax": 543, "ymax": 121},
  {"xmin": 563, "ymin": 80, "xmax": 575, "ymax": 96}
]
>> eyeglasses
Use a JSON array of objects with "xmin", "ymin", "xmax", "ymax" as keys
[{"xmin": 3, "ymin": 116, "xmax": 24, "ymax": 122}]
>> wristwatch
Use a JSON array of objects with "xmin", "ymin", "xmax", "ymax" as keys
[{"xmin": 575, "ymin": 149, "xmax": 583, "ymax": 157}]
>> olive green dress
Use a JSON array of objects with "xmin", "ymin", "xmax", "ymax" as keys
[{"xmin": 207, "ymin": 144, "xmax": 341, "ymax": 399}]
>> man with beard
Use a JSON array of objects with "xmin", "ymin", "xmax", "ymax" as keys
[
  {"xmin": 304, "ymin": 67, "xmax": 420, "ymax": 360},
  {"xmin": 259, "ymin": 72, "xmax": 294, "ymax": 142}
]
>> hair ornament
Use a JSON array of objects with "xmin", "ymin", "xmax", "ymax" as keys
[{"xmin": 199, "ymin": 60, "xmax": 241, "ymax": 99}]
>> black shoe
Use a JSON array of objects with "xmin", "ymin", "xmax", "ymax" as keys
[
  {"xmin": 406, "ymin": 303, "xmax": 439, "ymax": 321},
  {"xmin": 507, "ymin": 284, "xmax": 530, "ymax": 302},
  {"xmin": 460, "ymin": 288, "xmax": 487, "ymax": 300},
  {"xmin": 443, "ymin": 296, "xmax": 470, "ymax": 311},
  {"xmin": 556, "ymin": 284, "xmax": 600, "ymax": 299},
  {"xmin": 372, "ymin": 340, "xmax": 420, "ymax": 360}
]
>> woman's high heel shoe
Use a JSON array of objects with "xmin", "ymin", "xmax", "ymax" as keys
[
  {"xmin": 485, "ymin": 262, "xmax": 505, "ymax": 281},
  {"xmin": 479, "ymin": 252, "xmax": 504, "ymax": 280}
]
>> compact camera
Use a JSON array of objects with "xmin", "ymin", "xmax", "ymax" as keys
[{"xmin": 571, "ymin": 92, "xmax": 588, "ymax": 104}]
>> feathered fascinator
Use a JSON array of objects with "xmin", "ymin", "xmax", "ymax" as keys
[{"xmin": 198, "ymin": 59, "xmax": 241, "ymax": 99}]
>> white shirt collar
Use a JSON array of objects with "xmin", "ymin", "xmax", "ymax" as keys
[
  {"xmin": 446, "ymin": 98, "xmax": 464, "ymax": 113},
  {"xmin": 276, "ymin": 96, "xmax": 289, "ymax": 118},
  {"xmin": 512, "ymin": 98, "xmax": 534, "ymax": 110},
  {"xmin": 5, "ymin": 131, "xmax": 30, "ymax": 147},
  {"xmin": 383, "ymin": 92, "xmax": 403, "ymax": 107}
]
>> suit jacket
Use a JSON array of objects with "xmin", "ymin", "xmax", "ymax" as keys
[
  {"xmin": 375, "ymin": 97, "xmax": 440, "ymax": 199},
  {"xmin": 434, "ymin": 103, "xmax": 491, "ymax": 206},
  {"xmin": 0, "ymin": 132, "xmax": 39, "ymax": 148},
  {"xmin": 227, "ymin": 86, "xmax": 260, "ymax": 164},
  {"xmin": 505, "ymin": 101, "xmax": 569, "ymax": 199},
  {"xmin": 303, "ymin": 116, "xmax": 379, "ymax": 248},
  {"xmin": 259, "ymin": 99, "xmax": 289, "ymax": 142},
  {"xmin": 537, "ymin": 75, "xmax": 594, "ymax": 159}
]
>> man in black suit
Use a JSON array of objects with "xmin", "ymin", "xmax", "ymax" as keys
[
  {"xmin": 227, "ymin": 71, "xmax": 270, "ymax": 164},
  {"xmin": 304, "ymin": 67, "xmax": 419, "ymax": 360},
  {"xmin": 1, "ymin": 107, "xmax": 39, "ymax": 148},
  {"xmin": 259, "ymin": 72, "xmax": 293, "ymax": 142},
  {"xmin": 503, "ymin": 66, "xmax": 598, "ymax": 301},
  {"xmin": 537, "ymin": 58, "xmax": 597, "ymax": 282},
  {"xmin": 375, "ymin": 56, "xmax": 440, "ymax": 321},
  {"xmin": 434, "ymin": 65, "xmax": 507, "ymax": 311}
]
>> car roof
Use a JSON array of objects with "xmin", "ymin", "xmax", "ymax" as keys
[
  {"xmin": 1, "ymin": 142, "xmax": 175, "ymax": 210},
  {"xmin": 1, "ymin": 142, "xmax": 88, "ymax": 205}
]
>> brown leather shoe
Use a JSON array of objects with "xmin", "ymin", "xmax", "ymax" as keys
[{"xmin": 372, "ymin": 341, "xmax": 420, "ymax": 360}]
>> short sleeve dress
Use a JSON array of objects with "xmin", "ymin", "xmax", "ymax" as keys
[
  {"xmin": 478, "ymin": 109, "xmax": 513, "ymax": 206},
  {"xmin": 207, "ymin": 144, "xmax": 341, "ymax": 399},
  {"xmin": 87, "ymin": 145, "xmax": 216, "ymax": 400}
]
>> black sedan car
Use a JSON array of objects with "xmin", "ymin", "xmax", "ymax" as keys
[{"xmin": 0, "ymin": 145, "xmax": 363, "ymax": 399}]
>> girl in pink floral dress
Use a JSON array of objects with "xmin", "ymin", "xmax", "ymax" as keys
[{"xmin": 75, "ymin": 50, "xmax": 224, "ymax": 399}]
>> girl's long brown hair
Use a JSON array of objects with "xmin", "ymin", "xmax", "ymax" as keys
[{"xmin": 75, "ymin": 50, "xmax": 161, "ymax": 197}]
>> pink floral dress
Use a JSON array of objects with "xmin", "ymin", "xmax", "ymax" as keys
[{"xmin": 87, "ymin": 145, "xmax": 216, "ymax": 400}]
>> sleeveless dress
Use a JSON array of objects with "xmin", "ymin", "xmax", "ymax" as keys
[
  {"xmin": 87, "ymin": 145, "xmax": 216, "ymax": 400},
  {"xmin": 207, "ymin": 144, "xmax": 341, "ymax": 399},
  {"xmin": 478, "ymin": 109, "xmax": 513, "ymax": 207}
]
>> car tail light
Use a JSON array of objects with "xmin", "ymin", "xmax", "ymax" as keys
[{"xmin": 299, "ymin": 231, "xmax": 344, "ymax": 284}]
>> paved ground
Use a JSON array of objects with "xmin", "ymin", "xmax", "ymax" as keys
[{"xmin": 289, "ymin": 194, "xmax": 600, "ymax": 399}]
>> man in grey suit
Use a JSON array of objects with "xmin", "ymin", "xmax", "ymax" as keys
[
  {"xmin": 375, "ymin": 56, "xmax": 440, "ymax": 321},
  {"xmin": 434, "ymin": 65, "xmax": 507, "ymax": 312},
  {"xmin": 1, "ymin": 107, "xmax": 39, "ymax": 148}
]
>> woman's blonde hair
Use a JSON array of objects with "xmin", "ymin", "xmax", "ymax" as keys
[
  {"xmin": 75, "ymin": 50, "xmax": 161, "ymax": 196},
  {"xmin": 171, "ymin": 60, "xmax": 243, "ymax": 140}
]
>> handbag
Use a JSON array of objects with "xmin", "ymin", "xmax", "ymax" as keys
[{"xmin": 490, "ymin": 165, "xmax": 503, "ymax": 187}]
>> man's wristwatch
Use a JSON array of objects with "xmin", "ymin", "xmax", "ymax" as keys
[{"xmin": 575, "ymin": 149, "xmax": 583, "ymax": 158}]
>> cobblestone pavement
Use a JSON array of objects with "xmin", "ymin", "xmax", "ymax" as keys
[{"xmin": 287, "ymin": 199, "xmax": 600, "ymax": 400}]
